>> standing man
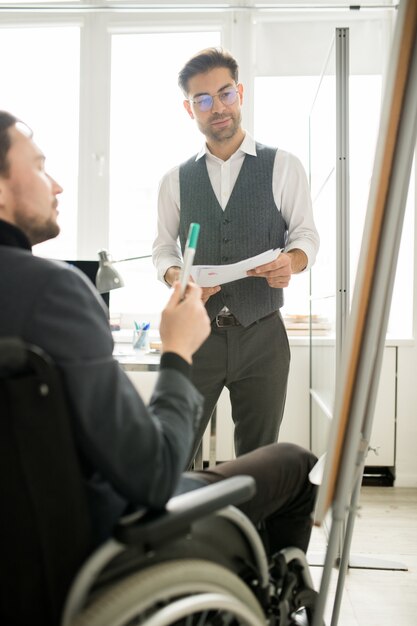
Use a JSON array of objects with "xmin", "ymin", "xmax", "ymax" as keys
[{"xmin": 153, "ymin": 47, "xmax": 319, "ymax": 466}]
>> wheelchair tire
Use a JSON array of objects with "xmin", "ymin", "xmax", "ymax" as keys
[{"xmin": 70, "ymin": 558, "xmax": 265, "ymax": 626}]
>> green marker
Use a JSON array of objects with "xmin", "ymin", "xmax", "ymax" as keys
[{"xmin": 180, "ymin": 222, "xmax": 200, "ymax": 297}]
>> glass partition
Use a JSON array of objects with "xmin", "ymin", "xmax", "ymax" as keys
[{"xmin": 309, "ymin": 34, "xmax": 338, "ymax": 456}]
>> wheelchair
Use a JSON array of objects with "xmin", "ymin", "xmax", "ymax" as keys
[{"xmin": 0, "ymin": 336, "xmax": 319, "ymax": 626}]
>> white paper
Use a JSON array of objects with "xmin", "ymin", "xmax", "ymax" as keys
[
  {"xmin": 190, "ymin": 248, "xmax": 281, "ymax": 288},
  {"xmin": 309, "ymin": 453, "xmax": 326, "ymax": 486}
]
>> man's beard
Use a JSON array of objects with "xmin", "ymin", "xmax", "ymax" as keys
[
  {"xmin": 200, "ymin": 110, "xmax": 242, "ymax": 143},
  {"xmin": 15, "ymin": 213, "xmax": 60, "ymax": 246},
  {"xmin": 31, "ymin": 219, "xmax": 60, "ymax": 246}
]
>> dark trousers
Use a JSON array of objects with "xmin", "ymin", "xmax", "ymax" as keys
[
  {"xmin": 179, "ymin": 442, "xmax": 317, "ymax": 555},
  {"xmin": 188, "ymin": 310, "xmax": 291, "ymax": 467}
]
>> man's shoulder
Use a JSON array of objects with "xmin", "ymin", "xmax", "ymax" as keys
[
  {"xmin": 160, "ymin": 153, "xmax": 199, "ymax": 181},
  {"xmin": 179, "ymin": 152, "xmax": 200, "ymax": 171},
  {"xmin": 0, "ymin": 245, "xmax": 62, "ymax": 276},
  {"xmin": 254, "ymin": 141, "xmax": 279, "ymax": 156},
  {"xmin": 4, "ymin": 248, "xmax": 75, "ymax": 278},
  {"xmin": 255, "ymin": 143, "xmax": 300, "ymax": 163},
  {"xmin": 253, "ymin": 145, "xmax": 304, "ymax": 173},
  {"xmin": 1, "ymin": 248, "xmax": 97, "ymax": 298},
  {"xmin": 255, "ymin": 140, "xmax": 277, "ymax": 150}
]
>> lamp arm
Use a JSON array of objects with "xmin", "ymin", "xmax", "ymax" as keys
[{"xmin": 115, "ymin": 255, "xmax": 152, "ymax": 263}]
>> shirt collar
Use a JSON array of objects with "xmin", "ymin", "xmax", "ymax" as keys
[
  {"xmin": 0, "ymin": 219, "xmax": 32, "ymax": 251},
  {"xmin": 195, "ymin": 131, "xmax": 257, "ymax": 162}
]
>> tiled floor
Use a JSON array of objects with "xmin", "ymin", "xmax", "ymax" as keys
[{"xmin": 307, "ymin": 487, "xmax": 417, "ymax": 626}]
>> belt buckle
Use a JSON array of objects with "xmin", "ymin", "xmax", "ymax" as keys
[
  {"xmin": 215, "ymin": 315, "xmax": 227, "ymax": 328},
  {"xmin": 215, "ymin": 314, "xmax": 237, "ymax": 328}
]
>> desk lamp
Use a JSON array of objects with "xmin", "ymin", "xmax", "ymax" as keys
[{"xmin": 96, "ymin": 249, "xmax": 152, "ymax": 293}]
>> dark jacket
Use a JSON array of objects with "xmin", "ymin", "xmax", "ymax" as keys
[{"xmin": 0, "ymin": 219, "xmax": 203, "ymax": 543}]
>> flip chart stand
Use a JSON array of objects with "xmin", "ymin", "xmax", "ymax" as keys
[{"xmin": 311, "ymin": 2, "xmax": 417, "ymax": 625}]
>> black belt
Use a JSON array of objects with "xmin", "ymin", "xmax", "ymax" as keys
[
  {"xmin": 213, "ymin": 311, "xmax": 277, "ymax": 328},
  {"xmin": 213, "ymin": 313, "xmax": 241, "ymax": 328}
]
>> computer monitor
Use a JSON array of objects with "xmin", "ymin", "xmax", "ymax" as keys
[{"xmin": 64, "ymin": 260, "xmax": 110, "ymax": 308}]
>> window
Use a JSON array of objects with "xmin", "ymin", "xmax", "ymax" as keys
[
  {"xmin": 108, "ymin": 30, "xmax": 220, "ymax": 318},
  {"xmin": 0, "ymin": 25, "xmax": 80, "ymax": 260}
]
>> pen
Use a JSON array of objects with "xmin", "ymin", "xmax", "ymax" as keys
[{"xmin": 180, "ymin": 222, "xmax": 200, "ymax": 298}]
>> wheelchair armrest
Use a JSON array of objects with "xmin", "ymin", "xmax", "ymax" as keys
[
  {"xmin": 0, "ymin": 336, "xmax": 55, "ymax": 376},
  {"xmin": 114, "ymin": 475, "xmax": 256, "ymax": 548}
]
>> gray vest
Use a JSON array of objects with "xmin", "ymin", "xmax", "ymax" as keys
[{"xmin": 179, "ymin": 143, "xmax": 287, "ymax": 326}]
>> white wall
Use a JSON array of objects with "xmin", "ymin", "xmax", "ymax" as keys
[
  {"xmin": 395, "ymin": 157, "xmax": 417, "ymax": 486},
  {"xmin": 397, "ymin": 345, "xmax": 417, "ymax": 486}
]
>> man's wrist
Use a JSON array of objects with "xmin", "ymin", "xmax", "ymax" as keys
[
  {"xmin": 160, "ymin": 352, "xmax": 191, "ymax": 379},
  {"xmin": 287, "ymin": 249, "xmax": 307, "ymax": 273},
  {"xmin": 164, "ymin": 266, "xmax": 181, "ymax": 287}
]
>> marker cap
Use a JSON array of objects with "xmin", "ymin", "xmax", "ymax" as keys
[{"xmin": 187, "ymin": 222, "xmax": 200, "ymax": 250}]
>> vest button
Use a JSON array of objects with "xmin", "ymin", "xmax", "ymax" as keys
[
  {"xmin": 223, "ymin": 237, "xmax": 230, "ymax": 243},
  {"xmin": 223, "ymin": 219, "xmax": 230, "ymax": 225},
  {"xmin": 222, "ymin": 256, "xmax": 228, "ymax": 262}
]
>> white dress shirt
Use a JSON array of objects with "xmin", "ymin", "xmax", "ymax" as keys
[{"xmin": 152, "ymin": 132, "xmax": 319, "ymax": 283}]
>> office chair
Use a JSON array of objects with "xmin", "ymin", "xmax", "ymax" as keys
[{"xmin": 0, "ymin": 336, "xmax": 319, "ymax": 626}]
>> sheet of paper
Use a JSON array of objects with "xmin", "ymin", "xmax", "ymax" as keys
[
  {"xmin": 190, "ymin": 248, "xmax": 281, "ymax": 288},
  {"xmin": 309, "ymin": 453, "xmax": 326, "ymax": 486}
]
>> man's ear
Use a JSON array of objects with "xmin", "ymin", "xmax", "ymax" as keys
[
  {"xmin": 183, "ymin": 100, "xmax": 194, "ymax": 120},
  {"xmin": 238, "ymin": 82, "xmax": 244, "ymax": 105},
  {"xmin": 0, "ymin": 176, "xmax": 11, "ymax": 217},
  {"xmin": 0, "ymin": 178, "xmax": 6, "ymax": 210}
]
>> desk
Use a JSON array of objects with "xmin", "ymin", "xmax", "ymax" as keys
[
  {"xmin": 113, "ymin": 349, "xmax": 160, "ymax": 372},
  {"xmin": 112, "ymin": 329, "xmax": 160, "ymax": 370},
  {"xmin": 113, "ymin": 344, "xmax": 213, "ymax": 468}
]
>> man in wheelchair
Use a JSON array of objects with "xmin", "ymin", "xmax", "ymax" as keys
[{"xmin": 0, "ymin": 111, "xmax": 319, "ymax": 626}]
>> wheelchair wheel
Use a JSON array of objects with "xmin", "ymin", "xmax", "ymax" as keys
[{"xmin": 71, "ymin": 558, "xmax": 266, "ymax": 626}]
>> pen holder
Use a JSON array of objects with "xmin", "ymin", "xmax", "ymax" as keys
[{"xmin": 132, "ymin": 328, "xmax": 149, "ymax": 352}]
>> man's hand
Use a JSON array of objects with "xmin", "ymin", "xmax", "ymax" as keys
[
  {"xmin": 201, "ymin": 285, "xmax": 221, "ymax": 304},
  {"xmin": 164, "ymin": 265, "xmax": 221, "ymax": 304},
  {"xmin": 246, "ymin": 249, "xmax": 307, "ymax": 289},
  {"xmin": 159, "ymin": 281, "xmax": 211, "ymax": 364}
]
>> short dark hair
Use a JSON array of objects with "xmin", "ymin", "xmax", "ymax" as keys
[
  {"xmin": 178, "ymin": 47, "xmax": 239, "ymax": 95},
  {"xmin": 0, "ymin": 111, "xmax": 18, "ymax": 177}
]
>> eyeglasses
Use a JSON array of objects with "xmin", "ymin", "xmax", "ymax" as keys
[{"xmin": 188, "ymin": 87, "xmax": 239, "ymax": 113}]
